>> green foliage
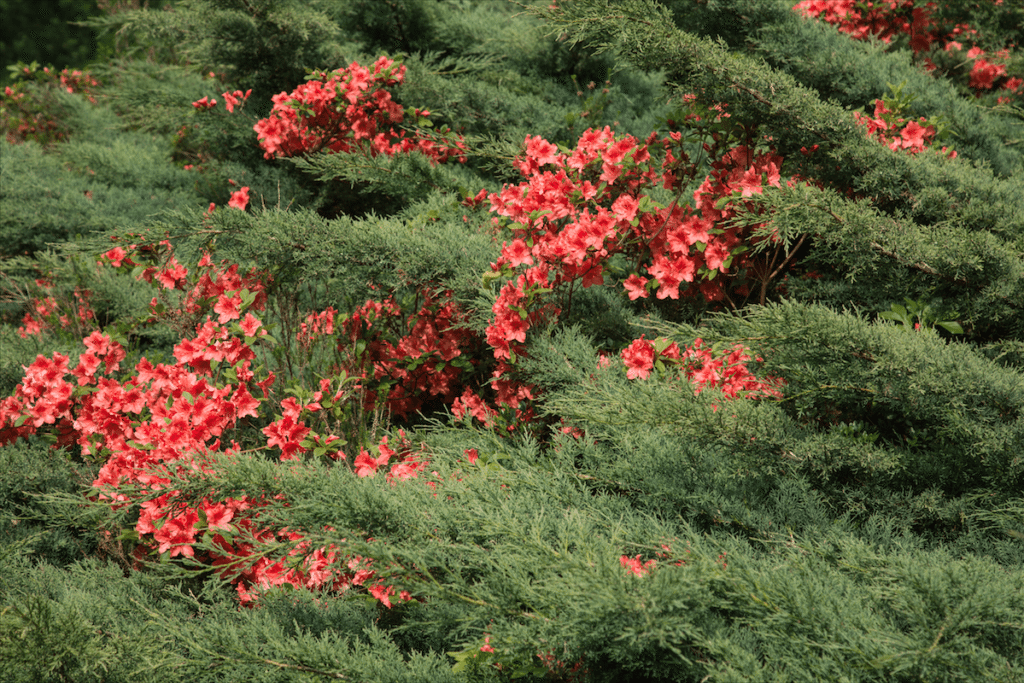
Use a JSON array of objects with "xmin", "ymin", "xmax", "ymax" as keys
[
  {"xmin": 0, "ymin": 0, "xmax": 105, "ymax": 85},
  {"xmin": 3, "ymin": 0, "xmax": 1024, "ymax": 680},
  {"xmin": 83, "ymin": 0, "xmax": 353, "ymax": 107},
  {"xmin": 707, "ymin": 301, "xmax": 1024, "ymax": 494},
  {"xmin": 735, "ymin": 179, "xmax": 1024, "ymax": 339},
  {"xmin": 878, "ymin": 297, "xmax": 964, "ymax": 334},
  {"xmin": 113, "ymin": 432, "xmax": 1024, "ymax": 682},
  {"xmin": 0, "ymin": 440, "xmax": 96, "ymax": 567},
  {"xmin": 0, "ymin": 89, "xmax": 204, "ymax": 256},
  {"xmin": 661, "ymin": 0, "xmax": 1024, "ymax": 176},
  {"xmin": 291, "ymin": 145, "xmax": 470, "ymax": 214},
  {"xmin": 0, "ymin": 552, "xmax": 458, "ymax": 682}
]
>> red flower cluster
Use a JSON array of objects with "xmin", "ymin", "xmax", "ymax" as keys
[
  {"xmin": 222, "ymin": 89, "xmax": 251, "ymax": 113},
  {"xmin": 484, "ymin": 124, "xmax": 790, "ymax": 358},
  {"xmin": 123, "ymin": 241, "xmax": 267, "ymax": 327},
  {"xmin": 192, "ymin": 89, "xmax": 252, "ymax": 113},
  {"xmin": 853, "ymin": 98, "xmax": 955, "ymax": 156},
  {"xmin": 794, "ymin": 0, "xmax": 1022, "ymax": 103},
  {"xmin": 296, "ymin": 306, "xmax": 337, "ymax": 349},
  {"xmin": 620, "ymin": 336, "xmax": 783, "ymax": 399},
  {"xmin": 2, "ymin": 66, "xmax": 100, "ymax": 144},
  {"xmin": 964, "ymin": 46, "xmax": 1007, "ymax": 90},
  {"xmin": 620, "ymin": 553, "xmax": 657, "ymax": 576},
  {"xmin": 619, "ymin": 542, "xmax": 693, "ymax": 578},
  {"xmin": 259, "ymin": 373, "xmax": 429, "ymax": 488},
  {"xmin": 228, "ymin": 185, "xmax": 250, "ymax": 211},
  {"xmin": 252, "ymin": 57, "xmax": 466, "ymax": 163},
  {"xmin": 17, "ymin": 277, "xmax": 96, "ymax": 339},
  {"xmin": 485, "ymin": 127, "xmax": 786, "ymax": 361},
  {"xmin": 331, "ymin": 291, "xmax": 478, "ymax": 420},
  {"xmin": 55, "ymin": 68, "xmax": 101, "ymax": 99},
  {"xmin": 0, "ymin": 249, "xmax": 422, "ymax": 607},
  {"xmin": 448, "ymin": 124, "xmax": 790, "ymax": 427},
  {"xmin": 794, "ymin": 0, "xmax": 934, "ymax": 50}
]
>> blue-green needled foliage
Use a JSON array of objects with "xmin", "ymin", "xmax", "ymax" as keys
[{"xmin": 2, "ymin": 1, "xmax": 1024, "ymax": 681}]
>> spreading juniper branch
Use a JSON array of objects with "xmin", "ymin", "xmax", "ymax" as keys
[{"xmin": 531, "ymin": 0, "xmax": 853, "ymax": 146}]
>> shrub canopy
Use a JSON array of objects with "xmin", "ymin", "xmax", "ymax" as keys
[{"xmin": 2, "ymin": 1, "xmax": 1023, "ymax": 681}]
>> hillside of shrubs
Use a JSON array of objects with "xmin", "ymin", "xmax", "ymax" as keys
[{"xmin": 1, "ymin": 0, "xmax": 1023, "ymax": 680}]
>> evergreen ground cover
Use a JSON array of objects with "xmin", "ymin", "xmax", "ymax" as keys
[{"xmin": 1, "ymin": 0, "xmax": 1023, "ymax": 680}]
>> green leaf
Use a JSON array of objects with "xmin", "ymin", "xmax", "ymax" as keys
[{"xmin": 937, "ymin": 321, "xmax": 964, "ymax": 335}]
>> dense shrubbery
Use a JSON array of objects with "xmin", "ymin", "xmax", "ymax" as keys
[
  {"xmin": 0, "ymin": 0, "xmax": 109, "ymax": 85},
  {"xmin": 2, "ymin": 0, "xmax": 1023, "ymax": 681}
]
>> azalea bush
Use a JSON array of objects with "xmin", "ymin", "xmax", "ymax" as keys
[
  {"xmin": 1, "ymin": 63, "xmax": 101, "ymax": 145},
  {"xmin": 794, "ymin": 0, "xmax": 1024, "ymax": 105},
  {"xmin": 1, "ymin": 55, "xmax": 789, "ymax": 609},
  {"xmin": 0, "ymin": 139, "xmax": 784, "ymax": 603},
  {"xmin": 2, "ymin": 0, "xmax": 1024, "ymax": 681},
  {"xmin": 252, "ymin": 56, "xmax": 466, "ymax": 164}
]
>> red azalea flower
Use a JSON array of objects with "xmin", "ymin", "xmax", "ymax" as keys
[
  {"xmin": 621, "ymin": 337, "xmax": 656, "ymax": 380},
  {"xmin": 228, "ymin": 186, "xmax": 250, "ymax": 211}
]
